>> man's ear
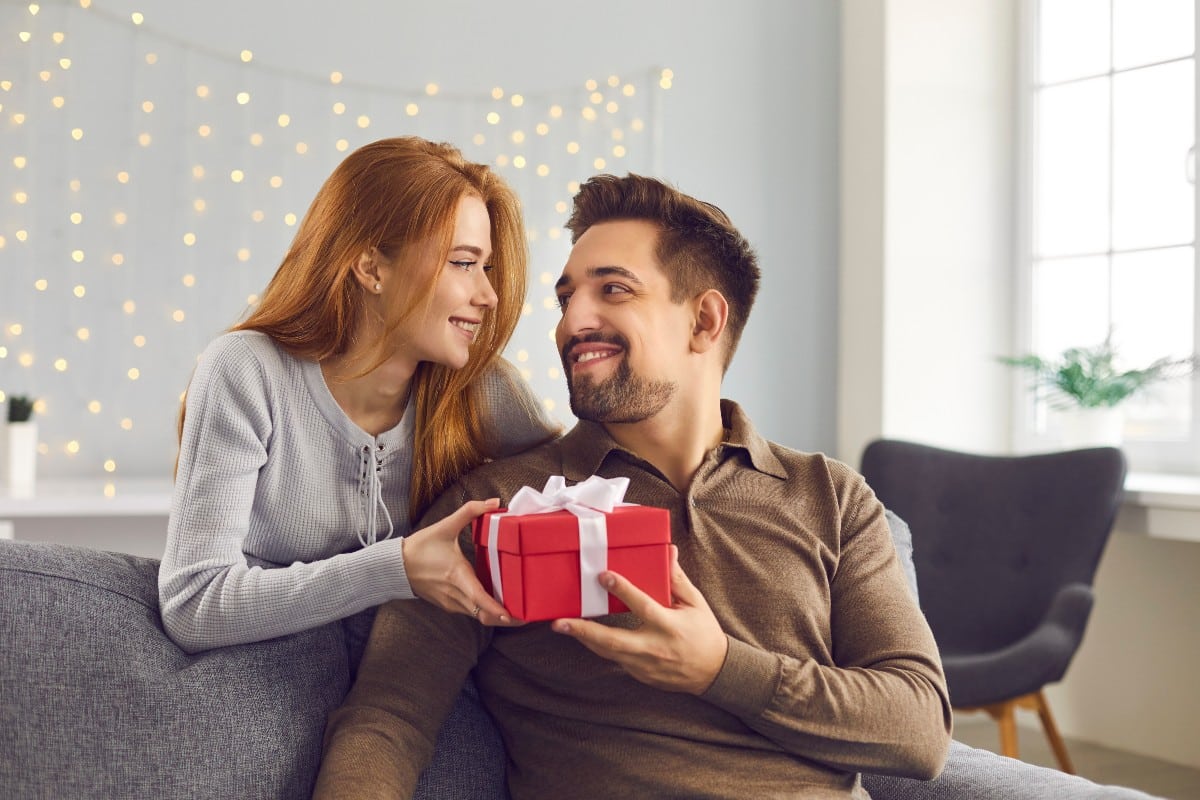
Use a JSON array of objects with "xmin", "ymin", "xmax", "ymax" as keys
[
  {"xmin": 690, "ymin": 289, "xmax": 728, "ymax": 355},
  {"xmin": 350, "ymin": 248, "xmax": 385, "ymax": 293}
]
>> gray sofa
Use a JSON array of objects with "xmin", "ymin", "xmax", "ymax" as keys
[{"xmin": 0, "ymin": 536, "xmax": 1160, "ymax": 799}]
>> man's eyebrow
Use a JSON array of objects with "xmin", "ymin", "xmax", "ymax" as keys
[{"xmin": 554, "ymin": 265, "xmax": 644, "ymax": 291}]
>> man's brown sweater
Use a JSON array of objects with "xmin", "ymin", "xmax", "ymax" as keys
[{"xmin": 316, "ymin": 402, "xmax": 952, "ymax": 799}]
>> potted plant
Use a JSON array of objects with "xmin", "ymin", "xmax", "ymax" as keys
[
  {"xmin": 1000, "ymin": 335, "xmax": 1198, "ymax": 448},
  {"xmin": 5, "ymin": 393, "xmax": 38, "ymax": 494},
  {"xmin": 7, "ymin": 394, "xmax": 35, "ymax": 424}
]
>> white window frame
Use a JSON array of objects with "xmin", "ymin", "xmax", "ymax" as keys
[{"xmin": 1014, "ymin": 0, "xmax": 1200, "ymax": 476}]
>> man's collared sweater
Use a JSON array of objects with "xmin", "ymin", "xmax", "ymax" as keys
[{"xmin": 316, "ymin": 400, "xmax": 952, "ymax": 799}]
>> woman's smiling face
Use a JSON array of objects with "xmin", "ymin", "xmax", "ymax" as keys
[{"xmin": 390, "ymin": 193, "xmax": 498, "ymax": 370}]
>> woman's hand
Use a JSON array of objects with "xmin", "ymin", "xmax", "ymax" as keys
[{"xmin": 402, "ymin": 498, "xmax": 520, "ymax": 626}]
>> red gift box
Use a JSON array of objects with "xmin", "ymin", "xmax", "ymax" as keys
[{"xmin": 473, "ymin": 504, "xmax": 672, "ymax": 622}]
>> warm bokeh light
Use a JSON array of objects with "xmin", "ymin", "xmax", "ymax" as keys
[{"xmin": 0, "ymin": 20, "xmax": 661, "ymax": 479}]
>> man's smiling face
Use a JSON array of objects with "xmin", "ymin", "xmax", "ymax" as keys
[{"xmin": 554, "ymin": 219, "xmax": 695, "ymax": 424}]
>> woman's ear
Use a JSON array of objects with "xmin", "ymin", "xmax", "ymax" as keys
[
  {"xmin": 690, "ymin": 289, "xmax": 729, "ymax": 355},
  {"xmin": 351, "ymin": 248, "xmax": 384, "ymax": 294}
]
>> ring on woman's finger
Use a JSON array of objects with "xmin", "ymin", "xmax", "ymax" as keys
[{"xmin": 471, "ymin": 605, "xmax": 481, "ymax": 619}]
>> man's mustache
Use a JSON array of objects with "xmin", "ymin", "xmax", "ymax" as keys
[{"xmin": 559, "ymin": 332, "xmax": 630, "ymax": 365}]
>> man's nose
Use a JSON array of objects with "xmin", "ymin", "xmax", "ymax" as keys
[{"xmin": 558, "ymin": 291, "xmax": 602, "ymax": 336}]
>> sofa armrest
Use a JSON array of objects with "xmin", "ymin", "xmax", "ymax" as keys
[{"xmin": 0, "ymin": 539, "xmax": 351, "ymax": 800}]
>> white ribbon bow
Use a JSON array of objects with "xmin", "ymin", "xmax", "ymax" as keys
[{"xmin": 487, "ymin": 475, "xmax": 630, "ymax": 617}]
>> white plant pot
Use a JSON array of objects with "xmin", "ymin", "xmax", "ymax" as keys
[
  {"xmin": 1059, "ymin": 406, "xmax": 1124, "ymax": 450},
  {"xmin": 6, "ymin": 421, "xmax": 38, "ymax": 496}
]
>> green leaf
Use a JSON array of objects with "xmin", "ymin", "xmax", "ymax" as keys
[{"xmin": 997, "ymin": 335, "xmax": 1198, "ymax": 410}]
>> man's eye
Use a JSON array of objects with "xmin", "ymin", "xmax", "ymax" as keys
[
  {"xmin": 602, "ymin": 283, "xmax": 631, "ymax": 295},
  {"xmin": 555, "ymin": 293, "xmax": 571, "ymax": 309}
]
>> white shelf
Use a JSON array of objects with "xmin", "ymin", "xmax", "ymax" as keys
[
  {"xmin": 0, "ymin": 479, "xmax": 173, "ymax": 518},
  {"xmin": 1117, "ymin": 472, "xmax": 1200, "ymax": 544},
  {"xmin": 1123, "ymin": 472, "xmax": 1200, "ymax": 511}
]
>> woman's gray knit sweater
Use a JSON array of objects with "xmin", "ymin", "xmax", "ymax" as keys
[{"xmin": 159, "ymin": 330, "xmax": 558, "ymax": 653}]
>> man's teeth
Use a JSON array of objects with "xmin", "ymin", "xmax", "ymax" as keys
[
  {"xmin": 576, "ymin": 350, "xmax": 611, "ymax": 363},
  {"xmin": 451, "ymin": 319, "xmax": 479, "ymax": 334}
]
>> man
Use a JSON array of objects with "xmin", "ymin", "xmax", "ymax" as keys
[{"xmin": 315, "ymin": 175, "xmax": 952, "ymax": 799}]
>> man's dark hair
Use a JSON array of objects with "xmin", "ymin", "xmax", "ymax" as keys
[{"xmin": 565, "ymin": 174, "xmax": 761, "ymax": 369}]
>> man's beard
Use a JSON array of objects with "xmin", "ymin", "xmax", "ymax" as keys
[{"xmin": 562, "ymin": 333, "xmax": 676, "ymax": 424}]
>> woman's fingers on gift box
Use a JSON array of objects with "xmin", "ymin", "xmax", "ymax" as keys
[
  {"xmin": 405, "ymin": 497, "xmax": 521, "ymax": 626},
  {"xmin": 446, "ymin": 497, "xmax": 502, "ymax": 529},
  {"xmin": 440, "ymin": 559, "xmax": 516, "ymax": 626}
]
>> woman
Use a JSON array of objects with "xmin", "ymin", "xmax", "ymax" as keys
[{"xmin": 159, "ymin": 137, "xmax": 559, "ymax": 655}]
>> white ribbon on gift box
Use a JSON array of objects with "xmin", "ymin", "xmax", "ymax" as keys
[{"xmin": 486, "ymin": 475, "xmax": 631, "ymax": 617}]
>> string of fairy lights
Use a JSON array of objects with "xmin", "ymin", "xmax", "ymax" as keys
[{"xmin": 0, "ymin": 0, "xmax": 671, "ymax": 486}]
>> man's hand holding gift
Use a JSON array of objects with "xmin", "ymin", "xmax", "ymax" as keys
[{"xmin": 552, "ymin": 544, "xmax": 729, "ymax": 696}]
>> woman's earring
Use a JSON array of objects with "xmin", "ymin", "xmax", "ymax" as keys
[{"xmin": 374, "ymin": 282, "xmax": 382, "ymax": 293}]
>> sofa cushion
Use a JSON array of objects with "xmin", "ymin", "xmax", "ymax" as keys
[
  {"xmin": 0, "ymin": 539, "xmax": 350, "ymax": 800},
  {"xmin": 862, "ymin": 740, "xmax": 1161, "ymax": 799},
  {"xmin": 885, "ymin": 509, "xmax": 919, "ymax": 604}
]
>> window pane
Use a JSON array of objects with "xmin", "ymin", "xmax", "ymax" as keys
[
  {"xmin": 1111, "ymin": 247, "xmax": 1195, "ymax": 439},
  {"xmin": 1032, "ymin": 255, "xmax": 1111, "ymax": 357},
  {"xmin": 1040, "ymin": 0, "xmax": 1111, "ymax": 83},
  {"xmin": 1036, "ymin": 79, "xmax": 1111, "ymax": 257},
  {"xmin": 1113, "ymin": 0, "xmax": 1195, "ymax": 70},
  {"xmin": 1112, "ymin": 61, "xmax": 1195, "ymax": 250},
  {"xmin": 1111, "ymin": 247, "xmax": 1195, "ymax": 365}
]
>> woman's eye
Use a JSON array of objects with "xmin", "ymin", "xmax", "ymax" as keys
[{"xmin": 450, "ymin": 260, "xmax": 476, "ymax": 271}]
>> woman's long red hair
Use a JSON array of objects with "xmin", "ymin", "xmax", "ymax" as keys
[{"xmin": 182, "ymin": 137, "xmax": 531, "ymax": 521}]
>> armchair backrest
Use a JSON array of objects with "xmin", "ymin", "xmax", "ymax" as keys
[{"xmin": 860, "ymin": 439, "xmax": 1126, "ymax": 656}]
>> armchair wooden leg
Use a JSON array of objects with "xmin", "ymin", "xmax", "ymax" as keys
[
  {"xmin": 1030, "ymin": 690, "xmax": 1075, "ymax": 774},
  {"xmin": 960, "ymin": 692, "xmax": 1076, "ymax": 773},
  {"xmin": 984, "ymin": 701, "xmax": 1020, "ymax": 760}
]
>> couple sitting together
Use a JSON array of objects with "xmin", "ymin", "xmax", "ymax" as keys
[{"xmin": 160, "ymin": 136, "xmax": 951, "ymax": 799}]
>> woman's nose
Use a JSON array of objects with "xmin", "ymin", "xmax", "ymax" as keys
[{"xmin": 474, "ymin": 269, "xmax": 498, "ymax": 308}]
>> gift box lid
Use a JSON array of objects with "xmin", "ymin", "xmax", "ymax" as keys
[{"xmin": 477, "ymin": 505, "xmax": 670, "ymax": 556}]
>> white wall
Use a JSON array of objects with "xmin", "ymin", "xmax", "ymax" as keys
[
  {"xmin": 1046, "ymin": 529, "xmax": 1200, "ymax": 769},
  {"xmin": 882, "ymin": 0, "xmax": 1014, "ymax": 453},
  {"xmin": 842, "ymin": 0, "xmax": 1200, "ymax": 771},
  {"xmin": 80, "ymin": 0, "xmax": 842, "ymax": 456},
  {"xmin": 0, "ymin": 1, "xmax": 841, "ymax": 484},
  {"xmin": 839, "ymin": 0, "xmax": 1013, "ymax": 465},
  {"xmin": 838, "ymin": 0, "xmax": 888, "ymax": 465}
]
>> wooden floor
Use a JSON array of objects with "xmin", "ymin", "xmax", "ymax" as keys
[{"xmin": 953, "ymin": 715, "xmax": 1200, "ymax": 800}]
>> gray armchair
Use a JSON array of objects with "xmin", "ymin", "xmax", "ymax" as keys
[{"xmin": 861, "ymin": 439, "xmax": 1127, "ymax": 773}]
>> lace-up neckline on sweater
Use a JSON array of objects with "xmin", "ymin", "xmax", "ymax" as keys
[
  {"xmin": 357, "ymin": 441, "xmax": 395, "ymax": 546},
  {"xmin": 300, "ymin": 356, "xmax": 412, "ymax": 547}
]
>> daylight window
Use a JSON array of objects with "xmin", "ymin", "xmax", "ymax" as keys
[{"xmin": 1024, "ymin": 0, "xmax": 1198, "ymax": 472}]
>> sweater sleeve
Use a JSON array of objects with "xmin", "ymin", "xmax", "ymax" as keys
[
  {"xmin": 699, "ymin": 478, "xmax": 953, "ymax": 779},
  {"xmin": 314, "ymin": 485, "xmax": 488, "ymax": 799},
  {"xmin": 159, "ymin": 334, "xmax": 411, "ymax": 653},
  {"xmin": 479, "ymin": 358, "xmax": 562, "ymax": 458}
]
